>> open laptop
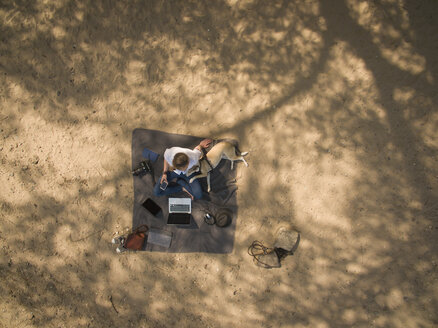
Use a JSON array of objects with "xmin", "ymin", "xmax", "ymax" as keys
[{"xmin": 167, "ymin": 198, "xmax": 192, "ymax": 225}]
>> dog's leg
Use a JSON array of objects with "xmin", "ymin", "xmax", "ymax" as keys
[
  {"xmin": 189, "ymin": 172, "xmax": 208, "ymax": 183},
  {"xmin": 230, "ymin": 151, "xmax": 249, "ymax": 168},
  {"xmin": 207, "ymin": 172, "xmax": 211, "ymax": 192},
  {"xmin": 240, "ymin": 151, "xmax": 249, "ymax": 167},
  {"xmin": 240, "ymin": 157, "xmax": 249, "ymax": 167}
]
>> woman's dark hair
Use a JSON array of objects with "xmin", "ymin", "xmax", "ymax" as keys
[{"xmin": 173, "ymin": 153, "xmax": 189, "ymax": 169}]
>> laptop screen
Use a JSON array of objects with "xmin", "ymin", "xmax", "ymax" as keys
[{"xmin": 167, "ymin": 212, "xmax": 191, "ymax": 225}]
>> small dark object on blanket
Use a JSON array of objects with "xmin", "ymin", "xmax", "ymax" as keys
[
  {"xmin": 132, "ymin": 160, "xmax": 153, "ymax": 176},
  {"xmin": 203, "ymin": 209, "xmax": 232, "ymax": 227},
  {"xmin": 142, "ymin": 198, "xmax": 161, "ymax": 216},
  {"xmin": 132, "ymin": 160, "xmax": 156, "ymax": 184},
  {"xmin": 204, "ymin": 213, "xmax": 216, "ymax": 225},
  {"xmin": 215, "ymin": 209, "xmax": 232, "ymax": 228}
]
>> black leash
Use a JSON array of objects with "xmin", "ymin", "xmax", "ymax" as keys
[
  {"xmin": 248, "ymin": 240, "xmax": 294, "ymax": 268},
  {"xmin": 201, "ymin": 147, "xmax": 214, "ymax": 171},
  {"xmin": 248, "ymin": 241, "xmax": 277, "ymax": 268}
]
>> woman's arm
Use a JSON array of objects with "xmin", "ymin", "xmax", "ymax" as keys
[
  {"xmin": 162, "ymin": 149, "xmax": 174, "ymax": 183},
  {"xmin": 194, "ymin": 138, "xmax": 212, "ymax": 151},
  {"xmin": 160, "ymin": 158, "xmax": 169, "ymax": 183}
]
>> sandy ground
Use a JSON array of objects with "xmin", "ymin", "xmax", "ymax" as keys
[{"xmin": 1, "ymin": 0, "xmax": 437, "ymax": 327}]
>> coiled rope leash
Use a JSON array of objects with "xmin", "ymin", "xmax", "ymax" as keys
[
  {"xmin": 248, "ymin": 240, "xmax": 277, "ymax": 268},
  {"xmin": 248, "ymin": 240, "xmax": 295, "ymax": 268}
]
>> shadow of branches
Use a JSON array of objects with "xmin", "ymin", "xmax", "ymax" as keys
[{"xmin": 0, "ymin": 0, "xmax": 437, "ymax": 327}]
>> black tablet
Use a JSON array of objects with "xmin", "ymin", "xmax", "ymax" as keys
[{"xmin": 142, "ymin": 198, "xmax": 161, "ymax": 216}]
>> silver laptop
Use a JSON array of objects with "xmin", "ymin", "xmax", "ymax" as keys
[{"xmin": 167, "ymin": 198, "xmax": 191, "ymax": 224}]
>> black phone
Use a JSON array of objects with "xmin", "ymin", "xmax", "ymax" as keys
[
  {"xmin": 160, "ymin": 180, "xmax": 168, "ymax": 190},
  {"xmin": 142, "ymin": 198, "xmax": 161, "ymax": 216}
]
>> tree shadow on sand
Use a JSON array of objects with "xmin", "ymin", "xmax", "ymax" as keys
[{"xmin": 1, "ymin": 0, "xmax": 437, "ymax": 327}]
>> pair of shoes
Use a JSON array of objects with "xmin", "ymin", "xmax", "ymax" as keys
[
  {"xmin": 116, "ymin": 246, "xmax": 127, "ymax": 253},
  {"xmin": 112, "ymin": 236, "xmax": 127, "ymax": 253},
  {"xmin": 111, "ymin": 236, "xmax": 125, "ymax": 245}
]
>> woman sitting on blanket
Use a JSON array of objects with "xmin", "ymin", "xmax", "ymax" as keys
[{"xmin": 153, "ymin": 138, "xmax": 212, "ymax": 200}]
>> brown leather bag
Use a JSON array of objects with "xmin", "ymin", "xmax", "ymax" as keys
[{"xmin": 124, "ymin": 225, "xmax": 149, "ymax": 250}]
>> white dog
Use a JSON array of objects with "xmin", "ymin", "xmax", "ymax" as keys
[{"xmin": 189, "ymin": 140, "xmax": 248, "ymax": 192}]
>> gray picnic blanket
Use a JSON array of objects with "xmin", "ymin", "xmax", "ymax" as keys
[{"xmin": 131, "ymin": 128, "xmax": 238, "ymax": 253}]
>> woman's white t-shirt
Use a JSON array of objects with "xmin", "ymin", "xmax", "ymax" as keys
[{"xmin": 164, "ymin": 147, "xmax": 201, "ymax": 175}]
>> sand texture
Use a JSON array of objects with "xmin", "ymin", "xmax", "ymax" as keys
[{"xmin": 0, "ymin": 0, "xmax": 437, "ymax": 327}]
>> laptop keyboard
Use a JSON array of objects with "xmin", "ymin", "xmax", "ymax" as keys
[{"xmin": 169, "ymin": 204, "xmax": 190, "ymax": 212}]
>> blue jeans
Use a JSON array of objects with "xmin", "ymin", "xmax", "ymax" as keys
[{"xmin": 153, "ymin": 171, "xmax": 203, "ymax": 200}]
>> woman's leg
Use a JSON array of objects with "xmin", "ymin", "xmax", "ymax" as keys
[
  {"xmin": 189, "ymin": 178, "xmax": 203, "ymax": 200},
  {"xmin": 176, "ymin": 175, "xmax": 203, "ymax": 200}
]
